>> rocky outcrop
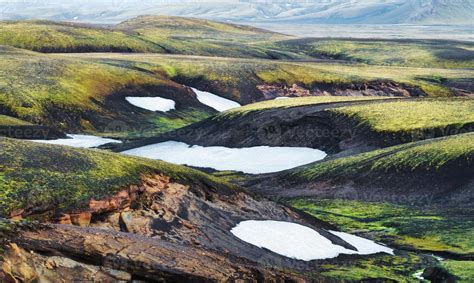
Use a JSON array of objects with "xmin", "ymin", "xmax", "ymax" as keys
[
  {"xmin": 257, "ymin": 81, "xmax": 425, "ymax": 99},
  {"xmin": 0, "ymin": 243, "xmax": 132, "ymax": 282},
  {"xmin": 0, "ymin": 173, "xmax": 364, "ymax": 281},
  {"xmin": 3, "ymin": 223, "xmax": 303, "ymax": 282}
]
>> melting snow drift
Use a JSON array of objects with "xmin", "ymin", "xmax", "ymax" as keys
[
  {"xmin": 30, "ymin": 134, "xmax": 122, "ymax": 148},
  {"xmin": 126, "ymin": 96, "xmax": 176, "ymax": 112},
  {"xmin": 231, "ymin": 220, "xmax": 393, "ymax": 261},
  {"xmin": 191, "ymin": 87, "xmax": 241, "ymax": 112},
  {"xmin": 122, "ymin": 141, "xmax": 326, "ymax": 174}
]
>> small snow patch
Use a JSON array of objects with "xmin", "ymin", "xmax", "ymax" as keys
[
  {"xmin": 231, "ymin": 220, "xmax": 393, "ymax": 261},
  {"xmin": 275, "ymin": 97, "xmax": 291, "ymax": 100},
  {"xmin": 30, "ymin": 134, "xmax": 121, "ymax": 148},
  {"xmin": 329, "ymin": 230, "xmax": 393, "ymax": 255},
  {"xmin": 414, "ymin": 271, "xmax": 425, "ymax": 280},
  {"xmin": 126, "ymin": 97, "xmax": 175, "ymax": 112},
  {"xmin": 122, "ymin": 141, "xmax": 326, "ymax": 174},
  {"xmin": 191, "ymin": 87, "xmax": 241, "ymax": 112}
]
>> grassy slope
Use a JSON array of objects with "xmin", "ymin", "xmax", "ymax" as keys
[
  {"xmin": 314, "ymin": 253, "xmax": 427, "ymax": 282},
  {"xmin": 0, "ymin": 47, "xmax": 213, "ymax": 137},
  {"xmin": 116, "ymin": 15, "xmax": 295, "ymax": 59},
  {"xmin": 332, "ymin": 98, "xmax": 474, "ymax": 134},
  {"xmin": 218, "ymin": 96, "xmax": 392, "ymax": 118},
  {"xmin": 277, "ymin": 38, "xmax": 474, "ymax": 69},
  {"xmin": 440, "ymin": 260, "xmax": 474, "ymax": 282},
  {"xmin": 0, "ymin": 115, "xmax": 31, "ymax": 126},
  {"xmin": 0, "ymin": 17, "xmax": 295, "ymax": 59},
  {"xmin": 0, "ymin": 20, "xmax": 164, "ymax": 53},
  {"xmin": 62, "ymin": 53, "xmax": 473, "ymax": 101},
  {"xmin": 0, "ymin": 138, "xmax": 231, "ymax": 217},
  {"xmin": 290, "ymin": 132, "xmax": 474, "ymax": 182},
  {"xmin": 2, "ymin": 17, "xmax": 473, "ymax": 69}
]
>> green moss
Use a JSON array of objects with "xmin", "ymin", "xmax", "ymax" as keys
[
  {"xmin": 291, "ymin": 133, "xmax": 474, "ymax": 181},
  {"xmin": 0, "ymin": 115, "xmax": 32, "ymax": 126},
  {"xmin": 319, "ymin": 254, "xmax": 423, "ymax": 282},
  {"xmin": 332, "ymin": 98, "xmax": 474, "ymax": 134},
  {"xmin": 291, "ymin": 199, "xmax": 474, "ymax": 255},
  {"xmin": 107, "ymin": 108, "xmax": 212, "ymax": 139},
  {"xmin": 65, "ymin": 53, "xmax": 473, "ymax": 103},
  {"xmin": 0, "ymin": 138, "xmax": 232, "ymax": 216},
  {"xmin": 0, "ymin": 47, "xmax": 213, "ymax": 137},
  {"xmin": 0, "ymin": 17, "xmax": 294, "ymax": 59},
  {"xmin": 441, "ymin": 260, "xmax": 474, "ymax": 282},
  {"xmin": 219, "ymin": 96, "xmax": 391, "ymax": 118},
  {"xmin": 278, "ymin": 39, "xmax": 474, "ymax": 69},
  {"xmin": 0, "ymin": 20, "xmax": 163, "ymax": 53}
]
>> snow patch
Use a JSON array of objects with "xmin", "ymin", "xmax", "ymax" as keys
[
  {"xmin": 329, "ymin": 230, "xmax": 394, "ymax": 255},
  {"xmin": 30, "ymin": 134, "xmax": 121, "ymax": 148},
  {"xmin": 125, "ymin": 97, "xmax": 176, "ymax": 112},
  {"xmin": 231, "ymin": 220, "xmax": 393, "ymax": 261},
  {"xmin": 414, "ymin": 271, "xmax": 425, "ymax": 280},
  {"xmin": 122, "ymin": 141, "xmax": 326, "ymax": 174},
  {"xmin": 191, "ymin": 87, "xmax": 241, "ymax": 112}
]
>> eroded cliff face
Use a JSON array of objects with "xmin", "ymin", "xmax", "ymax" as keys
[
  {"xmin": 257, "ymin": 81, "xmax": 427, "ymax": 99},
  {"xmin": 0, "ymin": 173, "xmax": 357, "ymax": 281}
]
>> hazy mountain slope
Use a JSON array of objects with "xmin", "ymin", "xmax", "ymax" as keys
[
  {"xmin": 0, "ymin": 17, "xmax": 294, "ymax": 58},
  {"xmin": 0, "ymin": 0, "xmax": 472, "ymax": 25}
]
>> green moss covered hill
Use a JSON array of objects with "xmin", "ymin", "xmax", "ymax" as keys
[
  {"xmin": 64, "ymin": 53, "xmax": 474, "ymax": 102},
  {"xmin": 0, "ymin": 46, "xmax": 214, "ymax": 138},
  {"xmin": 0, "ymin": 16, "xmax": 294, "ymax": 59},
  {"xmin": 1, "ymin": 16, "xmax": 473, "ymax": 68},
  {"xmin": 289, "ymin": 132, "xmax": 474, "ymax": 183},
  {"xmin": 0, "ymin": 137, "xmax": 231, "ymax": 218},
  {"xmin": 277, "ymin": 38, "xmax": 474, "ymax": 69}
]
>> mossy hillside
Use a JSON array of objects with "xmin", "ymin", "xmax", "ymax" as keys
[
  {"xmin": 0, "ymin": 138, "xmax": 232, "ymax": 217},
  {"xmin": 118, "ymin": 15, "xmax": 285, "ymax": 40},
  {"xmin": 440, "ymin": 260, "xmax": 474, "ymax": 282},
  {"xmin": 0, "ymin": 115, "xmax": 32, "ymax": 126},
  {"xmin": 291, "ymin": 199, "xmax": 474, "ymax": 255},
  {"xmin": 0, "ymin": 47, "xmax": 213, "ymax": 136},
  {"xmin": 0, "ymin": 17, "xmax": 296, "ymax": 59},
  {"xmin": 331, "ymin": 98, "xmax": 474, "ymax": 135},
  {"xmin": 3, "ymin": 17, "xmax": 474, "ymax": 67},
  {"xmin": 254, "ymin": 62, "xmax": 472, "ymax": 97},
  {"xmin": 218, "ymin": 96, "xmax": 393, "ymax": 118},
  {"xmin": 0, "ymin": 20, "xmax": 163, "ymax": 53},
  {"xmin": 290, "ymin": 133, "xmax": 474, "ymax": 182},
  {"xmin": 63, "ymin": 53, "xmax": 473, "ymax": 102},
  {"xmin": 316, "ymin": 252, "xmax": 427, "ymax": 282},
  {"xmin": 116, "ymin": 16, "xmax": 295, "ymax": 59},
  {"xmin": 277, "ymin": 38, "xmax": 474, "ymax": 69}
]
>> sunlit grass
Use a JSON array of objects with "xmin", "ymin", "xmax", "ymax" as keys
[
  {"xmin": 277, "ymin": 39, "xmax": 474, "ymax": 69},
  {"xmin": 440, "ymin": 261, "xmax": 474, "ymax": 282},
  {"xmin": 0, "ymin": 115, "xmax": 31, "ymax": 126},
  {"xmin": 332, "ymin": 98, "xmax": 474, "ymax": 133},
  {"xmin": 219, "ymin": 96, "xmax": 392, "ymax": 118},
  {"xmin": 291, "ymin": 133, "xmax": 474, "ymax": 181},
  {"xmin": 0, "ymin": 20, "xmax": 162, "ymax": 53}
]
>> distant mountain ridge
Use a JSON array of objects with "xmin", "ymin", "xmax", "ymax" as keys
[{"xmin": 0, "ymin": 0, "xmax": 472, "ymax": 25}]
